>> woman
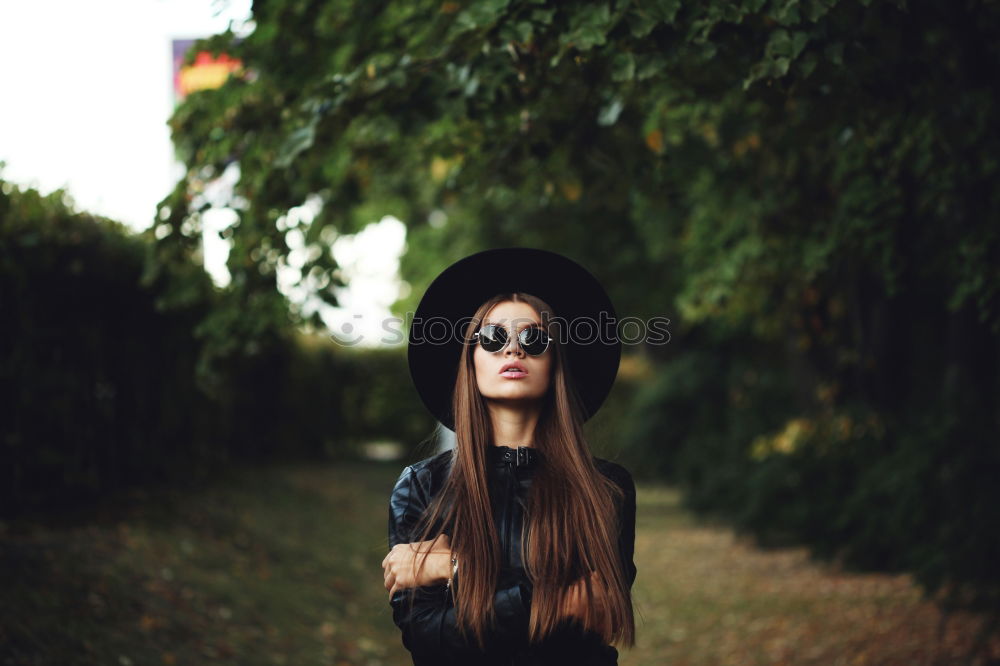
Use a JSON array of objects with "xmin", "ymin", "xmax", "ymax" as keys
[{"xmin": 382, "ymin": 248, "xmax": 637, "ymax": 665}]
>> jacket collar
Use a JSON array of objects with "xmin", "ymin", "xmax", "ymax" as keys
[{"xmin": 487, "ymin": 445, "xmax": 542, "ymax": 469}]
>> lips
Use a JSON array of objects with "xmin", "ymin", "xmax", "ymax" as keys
[{"xmin": 499, "ymin": 362, "xmax": 527, "ymax": 375}]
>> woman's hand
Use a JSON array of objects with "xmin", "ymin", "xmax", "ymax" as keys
[
  {"xmin": 382, "ymin": 534, "xmax": 453, "ymax": 598},
  {"xmin": 558, "ymin": 571, "xmax": 611, "ymax": 637}
]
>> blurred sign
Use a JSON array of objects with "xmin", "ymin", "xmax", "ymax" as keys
[{"xmin": 171, "ymin": 39, "xmax": 242, "ymax": 102}]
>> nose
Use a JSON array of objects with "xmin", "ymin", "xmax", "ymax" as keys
[{"xmin": 504, "ymin": 333, "xmax": 525, "ymax": 357}]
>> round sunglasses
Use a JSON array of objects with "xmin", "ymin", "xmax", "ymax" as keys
[{"xmin": 472, "ymin": 323, "xmax": 550, "ymax": 356}]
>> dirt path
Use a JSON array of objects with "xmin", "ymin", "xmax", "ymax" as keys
[{"xmin": 630, "ymin": 486, "xmax": 999, "ymax": 665}]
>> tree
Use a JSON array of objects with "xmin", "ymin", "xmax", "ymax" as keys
[{"xmin": 167, "ymin": 0, "xmax": 999, "ymax": 334}]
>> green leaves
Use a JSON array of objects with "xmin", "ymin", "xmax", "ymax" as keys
[
  {"xmin": 275, "ymin": 122, "xmax": 317, "ymax": 169},
  {"xmin": 769, "ymin": 29, "xmax": 810, "ymax": 59},
  {"xmin": 166, "ymin": 0, "xmax": 1000, "ymax": 381},
  {"xmin": 611, "ymin": 52, "xmax": 636, "ymax": 82},
  {"xmin": 649, "ymin": 0, "xmax": 683, "ymax": 23},
  {"xmin": 744, "ymin": 28, "xmax": 811, "ymax": 88},
  {"xmin": 453, "ymin": 0, "xmax": 511, "ymax": 33},
  {"xmin": 562, "ymin": 3, "xmax": 613, "ymax": 50},
  {"xmin": 626, "ymin": 9, "xmax": 659, "ymax": 38},
  {"xmin": 770, "ymin": 0, "xmax": 802, "ymax": 25},
  {"xmin": 802, "ymin": 0, "xmax": 838, "ymax": 22}
]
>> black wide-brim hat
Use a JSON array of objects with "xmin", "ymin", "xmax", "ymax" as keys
[{"xmin": 407, "ymin": 247, "xmax": 621, "ymax": 431}]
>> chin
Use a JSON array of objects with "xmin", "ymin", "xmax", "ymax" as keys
[{"xmin": 484, "ymin": 386, "xmax": 547, "ymax": 403}]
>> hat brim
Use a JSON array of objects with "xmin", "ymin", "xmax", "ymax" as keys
[{"xmin": 407, "ymin": 247, "xmax": 621, "ymax": 431}]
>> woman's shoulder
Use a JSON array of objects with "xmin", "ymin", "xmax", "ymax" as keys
[
  {"xmin": 405, "ymin": 448, "xmax": 454, "ymax": 476},
  {"xmin": 392, "ymin": 449, "xmax": 454, "ymax": 497},
  {"xmin": 592, "ymin": 457, "xmax": 635, "ymax": 494}
]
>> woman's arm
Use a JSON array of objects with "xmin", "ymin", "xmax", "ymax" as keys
[
  {"xmin": 390, "ymin": 579, "xmax": 532, "ymax": 658},
  {"xmin": 594, "ymin": 459, "xmax": 637, "ymax": 589},
  {"xmin": 557, "ymin": 463, "xmax": 637, "ymax": 631},
  {"xmin": 386, "ymin": 464, "xmax": 532, "ymax": 658},
  {"xmin": 382, "ymin": 533, "xmax": 452, "ymax": 597},
  {"xmin": 616, "ymin": 464, "xmax": 638, "ymax": 589}
]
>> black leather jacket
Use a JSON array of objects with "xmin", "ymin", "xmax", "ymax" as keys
[{"xmin": 387, "ymin": 445, "xmax": 637, "ymax": 665}]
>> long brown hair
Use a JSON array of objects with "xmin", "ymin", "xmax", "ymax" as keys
[{"xmin": 409, "ymin": 292, "xmax": 635, "ymax": 648}]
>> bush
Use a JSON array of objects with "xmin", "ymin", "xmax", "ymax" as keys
[
  {"xmin": 0, "ymin": 182, "xmax": 223, "ymax": 513},
  {"xmin": 0, "ymin": 180, "xmax": 434, "ymax": 515}
]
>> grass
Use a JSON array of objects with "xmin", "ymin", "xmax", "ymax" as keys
[
  {"xmin": 1, "ymin": 463, "xmax": 409, "ymax": 666},
  {"xmin": 1, "ymin": 463, "xmax": 997, "ymax": 665}
]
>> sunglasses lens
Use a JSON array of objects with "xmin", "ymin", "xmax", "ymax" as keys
[
  {"xmin": 476, "ymin": 324, "xmax": 549, "ymax": 356},
  {"xmin": 520, "ymin": 327, "xmax": 549, "ymax": 356},
  {"xmin": 478, "ymin": 324, "xmax": 507, "ymax": 352}
]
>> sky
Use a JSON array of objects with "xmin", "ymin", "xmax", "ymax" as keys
[{"xmin": 0, "ymin": 0, "xmax": 406, "ymax": 347}]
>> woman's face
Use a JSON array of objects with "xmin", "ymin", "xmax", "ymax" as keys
[{"xmin": 473, "ymin": 300, "xmax": 553, "ymax": 407}]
